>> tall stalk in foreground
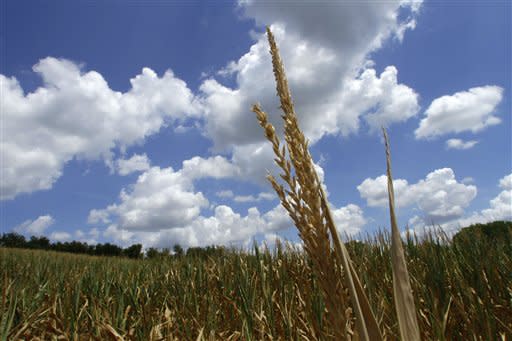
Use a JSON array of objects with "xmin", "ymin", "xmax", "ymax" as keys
[
  {"xmin": 382, "ymin": 128, "xmax": 421, "ymax": 340},
  {"xmin": 253, "ymin": 27, "xmax": 382, "ymax": 340}
]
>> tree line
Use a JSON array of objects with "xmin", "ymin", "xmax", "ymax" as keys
[
  {"xmin": 1, "ymin": 221, "xmax": 509, "ymax": 259},
  {"xmin": 0, "ymin": 232, "xmax": 230, "ymax": 259},
  {"xmin": 0, "ymin": 232, "xmax": 145, "ymax": 258}
]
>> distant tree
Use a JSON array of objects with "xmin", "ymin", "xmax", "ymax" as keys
[
  {"xmin": 95, "ymin": 243, "xmax": 122, "ymax": 257},
  {"xmin": 186, "ymin": 246, "xmax": 203, "ymax": 258},
  {"xmin": 173, "ymin": 244, "xmax": 184, "ymax": 257},
  {"xmin": 68, "ymin": 241, "xmax": 90, "ymax": 254},
  {"xmin": 0, "ymin": 233, "xmax": 27, "ymax": 248},
  {"xmin": 146, "ymin": 247, "xmax": 160, "ymax": 259},
  {"xmin": 123, "ymin": 244, "xmax": 142, "ymax": 259},
  {"xmin": 453, "ymin": 220, "xmax": 511, "ymax": 246},
  {"xmin": 27, "ymin": 236, "xmax": 50, "ymax": 250},
  {"xmin": 161, "ymin": 248, "xmax": 171, "ymax": 258},
  {"xmin": 186, "ymin": 245, "xmax": 225, "ymax": 259},
  {"xmin": 51, "ymin": 242, "xmax": 63, "ymax": 252}
]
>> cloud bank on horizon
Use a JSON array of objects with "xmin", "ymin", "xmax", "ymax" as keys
[{"xmin": 2, "ymin": 0, "xmax": 510, "ymax": 248}]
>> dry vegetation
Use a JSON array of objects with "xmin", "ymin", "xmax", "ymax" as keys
[
  {"xmin": 1, "ymin": 232, "xmax": 511, "ymax": 340},
  {"xmin": 1, "ymin": 28, "xmax": 511, "ymax": 340}
]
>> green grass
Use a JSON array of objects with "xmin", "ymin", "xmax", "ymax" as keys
[{"xmin": 1, "ymin": 230, "xmax": 511, "ymax": 340}]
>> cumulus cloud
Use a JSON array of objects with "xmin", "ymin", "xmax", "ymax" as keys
[
  {"xmin": 5, "ymin": 1, "xmax": 424, "ymax": 249},
  {"xmin": 14, "ymin": 215, "xmax": 55, "ymax": 236},
  {"xmin": 332, "ymin": 204, "xmax": 367, "ymax": 237},
  {"xmin": 2, "ymin": 1, "xmax": 422, "ymax": 204},
  {"xmin": 445, "ymin": 139, "xmax": 479, "ymax": 150},
  {"xmin": 230, "ymin": 142, "xmax": 279, "ymax": 184},
  {"xmin": 92, "ymin": 153, "xmax": 363, "ymax": 247},
  {"xmin": 358, "ymin": 168, "xmax": 477, "ymax": 224},
  {"xmin": 357, "ymin": 175, "xmax": 411, "ymax": 208},
  {"xmin": 1, "ymin": 58, "xmax": 200, "ymax": 200},
  {"xmin": 500, "ymin": 174, "xmax": 512, "ymax": 190},
  {"xmin": 101, "ymin": 204, "xmax": 276, "ymax": 248},
  {"xmin": 261, "ymin": 204, "xmax": 292, "ymax": 232},
  {"xmin": 216, "ymin": 190, "xmax": 234, "ymax": 198},
  {"xmin": 415, "ymin": 86, "xmax": 503, "ymax": 139},
  {"xmin": 99, "ymin": 200, "xmax": 365, "ymax": 249},
  {"xmin": 234, "ymin": 192, "xmax": 275, "ymax": 203},
  {"xmin": 239, "ymin": 0, "xmax": 420, "ymax": 58},
  {"xmin": 88, "ymin": 209, "xmax": 111, "ymax": 225},
  {"xmin": 90, "ymin": 166, "xmax": 209, "ymax": 231},
  {"xmin": 346, "ymin": 66, "xmax": 420, "ymax": 132},
  {"xmin": 407, "ymin": 173, "xmax": 511, "ymax": 236},
  {"xmin": 89, "ymin": 155, "xmax": 238, "ymax": 231},
  {"xmin": 161, "ymin": 205, "xmax": 267, "ymax": 247},
  {"xmin": 457, "ymin": 173, "xmax": 512, "ymax": 226},
  {"xmin": 103, "ymin": 224, "xmax": 134, "ymax": 244},
  {"xmin": 74, "ymin": 228, "xmax": 100, "ymax": 245},
  {"xmin": 181, "ymin": 155, "xmax": 240, "ymax": 179},
  {"xmin": 116, "ymin": 154, "xmax": 151, "ymax": 175},
  {"xmin": 50, "ymin": 231, "xmax": 72, "ymax": 242},
  {"xmin": 200, "ymin": 1, "xmax": 421, "ymax": 151}
]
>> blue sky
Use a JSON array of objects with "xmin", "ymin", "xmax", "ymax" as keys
[{"xmin": 1, "ymin": 0, "xmax": 510, "ymax": 248}]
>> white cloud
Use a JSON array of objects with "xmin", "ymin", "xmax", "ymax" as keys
[
  {"xmin": 90, "ymin": 166, "xmax": 209, "ymax": 231},
  {"xmin": 234, "ymin": 192, "xmax": 275, "ymax": 203},
  {"xmin": 89, "ymin": 227, "xmax": 100, "ymax": 239},
  {"xmin": 74, "ymin": 228, "xmax": 99, "ymax": 245},
  {"xmin": 181, "ymin": 155, "xmax": 240, "ymax": 179},
  {"xmin": 499, "ymin": 174, "xmax": 512, "ymax": 190},
  {"xmin": 457, "ymin": 173, "xmax": 512, "ymax": 226},
  {"xmin": 332, "ymin": 204, "xmax": 367, "ymax": 237},
  {"xmin": 167, "ymin": 205, "xmax": 267, "ymax": 247},
  {"xmin": 258, "ymin": 192, "xmax": 276, "ymax": 200},
  {"xmin": 96, "ymin": 197, "xmax": 367, "ymax": 249},
  {"xmin": 200, "ymin": 1, "xmax": 421, "ymax": 151},
  {"xmin": 88, "ymin": 209, "xmax": 111, "ymax": 224},
  {"xmin": 103, "ymin": 224, "xmax": 134, "ymax": 244},
  {"xmin": 407, "ymin": 173, "xmax": 511, "ymax": 236},
  {"xmin": 233, "ymin": 195, "xmax": 257, "ymax": 203},
  {"xmin": 1, "ymin": 58, "xmax": 201, "ymax": 200},
  {"xmin": 90, "ymin": 153, "xmax": 365, "ymax": 248},
  {"xmin": 415, "ymin": 86, "xmax": 503, "ymax": 139},
  {"xmin": 216, "ymin": 190, "xmax": 234, "ymax": 198},
  {"xmin": 6, "ymin": 2, "xmax": 424, "ymax": 248},
  {"xmin": 102, "ymin": 205, "xmax": 270, "ymax": 249},
  {"xmin": 89, "ymin": 155, "xmax": 239, "ymax": 231},
  {"xmin": 230, "ymin": 142, "xmax": 279, "ymax": 184},
  {"xmin": 116, "ymin": 154, "xmax": 151, "ymax": 175},
  {"xmin": 346, "ymin": 66, "xmax": 420, "ymax": 132},
  {"xmin": 227, "ymin": 141, "xmax": 328, "ymax": 196},
  {"xmin": 50, "ymin": 231, "xmax": 72, "ymax": 242},
  {"xmin": 482, "ymin": 190, "xmax": 511, "ymax": 221},
  {"xmin": 14, "ymin": 215, "xmax": 55, "ymax": 236},
  {"xmin": 261, "ymin": 204, "xmax": 292, "ymax": 232},
  {"xmin": 461, "ymin": 177, "xmax": 475, "ymax": 185},
  {"xmin": 445, "ymin": 139, "xmax": 479, "ymax": 150},
  {"xmin": 403, "ymin": 168, "xmax": 477, "ymax": 224},
  {"xmin": 357, "ymin": 175, "xmax": 411, "ymax": 208},
  {"xmin": 96, "ymin": 197, "xmax": 279, "ymax": 247},
  {"xmin": 2, "ymin": 1, "xmax": 422, "ymax": 207},
  {"xmin": 239, "ymin": 0, "xmax": 421, "ymax": 58},
  {"xmin": 173, "ymin": 125, "xmax": 193, "ymax": 134},
  {"xmin": 358, "ymin": 168, "xmax": 477, "ymax": 224}
]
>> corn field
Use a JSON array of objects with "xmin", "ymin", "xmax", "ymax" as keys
[{"xmin": 1, "ymin": 231, "xmax": 511, "ymax": 340}]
